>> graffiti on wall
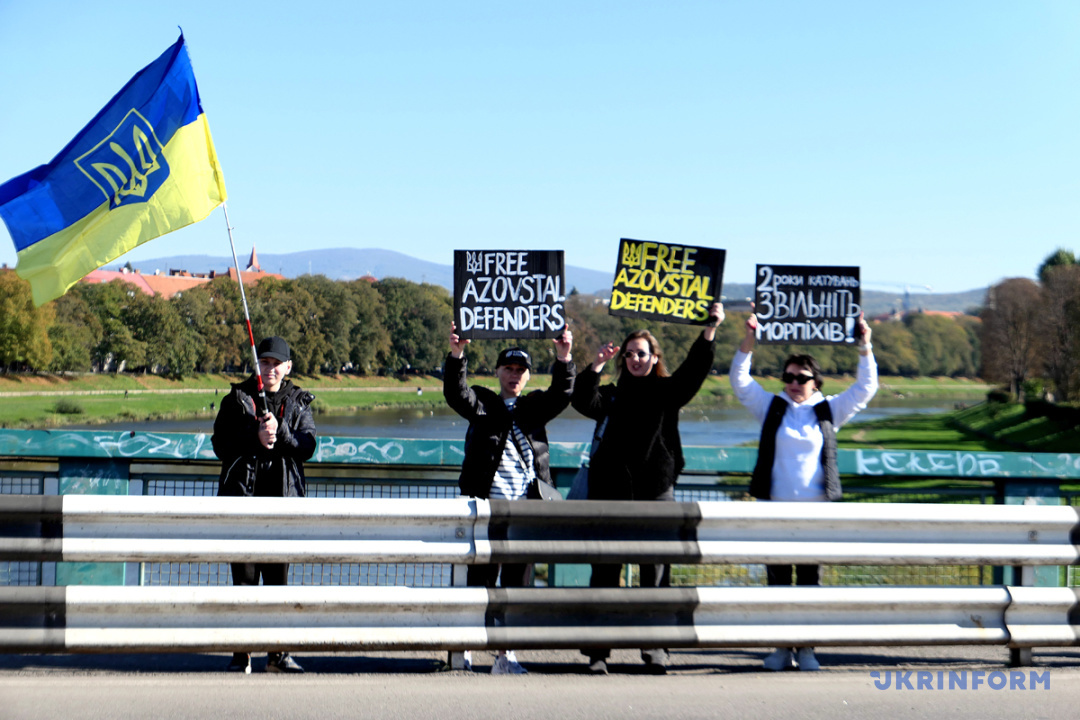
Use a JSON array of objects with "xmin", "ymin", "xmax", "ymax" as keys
[{"xmin": 852, "ymin": 449, "xmax": 1080, "ymax": 479}]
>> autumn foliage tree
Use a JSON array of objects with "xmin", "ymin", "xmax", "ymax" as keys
[{"xmin": 0, "ymin": 271, "xmax": 53, "ymax": 371}]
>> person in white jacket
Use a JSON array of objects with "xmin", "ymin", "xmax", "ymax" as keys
[{"xmin": 730, "ymin": 310, "xmax": 877, "ymax": 672}]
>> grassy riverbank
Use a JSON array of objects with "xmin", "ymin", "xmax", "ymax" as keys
[
  {"xmin": 0, "ymin": 371, "xmax": 991, "ymax": 430},
  {"xmin": 0, "ymin": 373, "xmax": 446, "ymax": 429},
  {"xmin": 837, "ymin": 412, "xmax": 1006, "ymax": 451},
  {"xmin": 838, "ymin": 400, "xmax": 1080, "ymax": 453}
]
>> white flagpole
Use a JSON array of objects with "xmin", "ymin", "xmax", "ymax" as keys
[{"xmin": 222, "ymin": 203, "xmax": 267, "ymax": 415}]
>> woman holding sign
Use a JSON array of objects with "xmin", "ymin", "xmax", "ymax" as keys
[
  {"xmin": 571, "ymin": 301, "xmax": 724, "ymax": 675},
  {"xmin": 730, "ymin": 309, "xmax": 877, "ymax": 672}
]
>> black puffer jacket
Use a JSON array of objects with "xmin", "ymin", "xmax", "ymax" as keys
[
  {"xmin": 571, "ymin": 333, "xmax": 714, "ymax": 500},
  {"xmin": 443, "ymin": 354, "xmax": 575, "ymax": 499},
  {"xmin": 212, "ymin": 376, "xmax": 317, "ymax": 498}
]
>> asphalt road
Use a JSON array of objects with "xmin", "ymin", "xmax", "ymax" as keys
[{"xmin": 2, "ymin": 646, "xmax": 1078, "ymax": 720}]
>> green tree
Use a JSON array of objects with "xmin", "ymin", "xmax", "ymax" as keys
[
  {"xmin": 297, "ymin": 275, "xmax": 358, "ymax": 373},
  {"xmin": 249, "ymin": 277, "xmax": 323, "ymax": 375},
  {"xmin": 128, "ymin": 294, "xmax": 198, "ymax": 377},
  {"xmin": 79, "ymin": 281, "xmax": 149, "ymax": 371},
  {"xmin": 48, "ymin": 291, "xmax": 102, "ymax": 372},
  {"xmin": 867, "ymin": 321, "xmax": 919, "ymax": 376},
  {"xmin": 346, "ymin": 279, "xmax": 391, "ymax": 374},
  {"xmin": 191, "ymin": 278, "xmax": 248, "ymax": 372},
  {"xmin": 0, "ymin": 271, "xmax": 54, "ymax": 370},
  {"xmin": 1038, "ymin": 248, "xmax": 1076, "ymax": 284},
  {"xmin": 904, "ymin": 313, "xmax": 976, "ymax": 377},
  {"xmin": 376, "ymin": 278, "xmax": 452, "ymax": 374}
]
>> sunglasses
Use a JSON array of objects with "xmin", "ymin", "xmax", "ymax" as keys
[
  {"xmin": 782, "ymin": 372, "xmax": 815, "ymax": 385},
  {"xmin": 623, "ymin": 350, "xmax": 651, "ymax": 360}
]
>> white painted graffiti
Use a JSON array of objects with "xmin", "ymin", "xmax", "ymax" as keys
[
  {"xmin": 856, "ymin": 450, "xmax": 1006, "ymax": 477},
  {"xmin": 90, "ymin": 431, "xmax": 210, "ymax": 459},
  {"xmin": 316, "ymin": 437, "xmax": 406, "ymax": 463},
  {"xmin": 1019, "ymin": 453, "xmax": 1080, "ymax": 476},
  {"xmin": 9, "ymin": 430, "xmax": 210, "ymax": 460}
]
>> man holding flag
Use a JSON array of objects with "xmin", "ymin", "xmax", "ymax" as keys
[
  {"xmin": 0, "ymin": 34, "xmax": 311, "ymax": 673},
  {"xmin": 212, "ymin": 335, "xmax": 317, "ymax": 674}
]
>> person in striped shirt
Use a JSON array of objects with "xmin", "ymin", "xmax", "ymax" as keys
[{"xmin": 443, "ymin": 324, "xmax": 575, "ymax": 674}]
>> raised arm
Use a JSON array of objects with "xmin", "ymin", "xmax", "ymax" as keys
[
  {"xmin": 729, "ymin": 310, "xmax": 773, "ymax": 423},
  {"xmin": 527, "ymin": 328, "xmax": 577, "ymax": 422},
  {"xmin": 571, "ymin": 346, "xmax": 613, "ymax": 421},
  {"xmin": 443, "ymin": 323, "xmax": 481, "ymax": 418},
  {"xmin": 829, "ymin": 317, "xmax": 878, "ymax": 426},
  {"xmin": 666, "ymin": 302, "xmax": 724, "ymax": 407}
]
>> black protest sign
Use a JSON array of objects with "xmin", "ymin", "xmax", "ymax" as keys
[
  {"xmin": 754, "ymin": 264, "xmax": 861, "ymax": 345},
  {"xmin": 608, "ymin": 239, "xmax": 725, "ymax": 325},
  {"xmin": 453, "ymin": 250, "xmax": 566, "ymax": 339}
]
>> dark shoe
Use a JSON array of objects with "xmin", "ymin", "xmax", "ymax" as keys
[
  {"xmin": 642, "ymin": 650, "xmax": 668, "ymax": 674},
  {"xmin": 588, "ymin": 659, "xmax": 609, "ymax": 675},
  {"xmin": 266, "ymin": 653, "xmax": 304, "ymax": 674},
  {"xmin": 225, "ymin": 652, "xmax": 251, "ymax": 674}
]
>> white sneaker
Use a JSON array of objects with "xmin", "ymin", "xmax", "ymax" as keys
[
  {"xmin": 462, "ymin": 650, "xmax": 473, "ymax": 672},
  {"xmin": 491, "ymin": 654, "xmax": 528, "ymax": 674},
  {"xmin": 762, "ymin": 648, "xmax": 796, "ymax": 671},
  {"xmin": 796, "ymin": 647, "xmax": 820, "ymax": 671}
]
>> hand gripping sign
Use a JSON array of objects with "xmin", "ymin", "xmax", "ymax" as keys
[
  {"xmin": 608, "ymin": 238, "xmax": 726, "ymax": 325},
  {"xmin": 453, "ymin": 250, "xmax": 566, "ymax": 339},
  {"xmin": 754, "ymin": 264, "xmax": 861, "ymax": 345}
]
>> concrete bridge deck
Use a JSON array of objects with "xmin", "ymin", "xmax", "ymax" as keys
[{"xmin": 3, "ymin": 646, "xmax": 1078, "ymax": 720}]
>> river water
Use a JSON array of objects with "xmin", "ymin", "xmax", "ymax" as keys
[{"xmin": 70, "ymin": 397, "xmax": 963, "ymax": 447}]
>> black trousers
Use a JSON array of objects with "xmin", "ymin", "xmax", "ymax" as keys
[
  {"xmin": 231, "ymin": 562, "xmax": 289, "ymax": 587},
  {"xmin": 230, "ymin": 563, "xmax": 291, "ymax": 658},
  {"xmin": 766, "ymin": 563, "xmax": 821, "ymax": 586},
  {"xmin": 467, "ymin": 563, "xmax": 533, "ymax": 589},
  {"xmin": 586, "ymin": 487, "xmax": 673, "ymax": 666}
]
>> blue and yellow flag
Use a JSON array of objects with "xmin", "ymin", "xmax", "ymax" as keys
[{"xmin": 0, "ymin": 35, "xmax": 227, "ymax": 306}]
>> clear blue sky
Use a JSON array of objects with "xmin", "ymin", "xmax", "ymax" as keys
[{"xmin": 2, "ymin": 1, "xmax": 1078, "ymax": 294}]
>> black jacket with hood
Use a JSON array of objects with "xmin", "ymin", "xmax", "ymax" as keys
[
  {"xmin": 212, "ymin": 375, "xmax": 317, "ymax": 498},
  {"xmin": 443, "ymin": 354, "xmax": 575, "ymax": 499}
]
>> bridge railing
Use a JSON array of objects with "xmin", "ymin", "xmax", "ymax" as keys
[
  {"xmin": 2, "ymin": 429, "xmax": 1079, "ymax": 590},
  {"xmin": 1, "ymin": 495, "xmax": 1078, "ymax": 661},
  {"xmin": 4, "ymin": 495, "xmax": 1079, "ymax": 567}
]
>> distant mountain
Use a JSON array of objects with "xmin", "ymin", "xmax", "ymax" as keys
[
  {"xmin": 124, "ymin": 248, "xmax": 985, "ymax": 314},
  {"xmin": 124, "ymin": 247, "xmax": 615, "ymax": 295}
]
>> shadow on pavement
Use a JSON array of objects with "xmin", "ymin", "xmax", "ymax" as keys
[{"xmin": 1, "ymin": 646, "xmax": 1078, "ymax": 675}]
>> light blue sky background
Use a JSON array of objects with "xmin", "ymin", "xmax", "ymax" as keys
[{"xmin": 2, "ymin": 1, "xmax": 1078, "ymax": 294}]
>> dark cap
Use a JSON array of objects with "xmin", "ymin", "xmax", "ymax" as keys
[
  {"xmin": 496, "ymin": 347, "xmax": 531, "ymax": 370},
  {"xmin": 257, "ymin": 336, "xmax": 291, "ymax": 362}
]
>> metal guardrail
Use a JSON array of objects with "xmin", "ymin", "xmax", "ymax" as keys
[
  {"xmin": 0, "ymin": 495, "xmax": 1078, "ymax": 657},
  {"xmin": 2, "ymin": 429, "xmax": 1078, "ymax": 663},
  {"xmin": 3, "ymin": 496, "xmax": 1079, "ymax": 567},
  {"xmin": 0, "ymin": 585, "xmax": 1018, "ymax": 654}
]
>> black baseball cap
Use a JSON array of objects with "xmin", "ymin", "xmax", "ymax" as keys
[
  {"xmin": 496, "ymin": 347, "xmax": 531, "ymax": 370},
  {"xmin": 257, "ymin": 336, "xmax": 291, "ymax": 362}
]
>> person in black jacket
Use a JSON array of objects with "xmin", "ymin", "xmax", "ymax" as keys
[
  {"xmin": 212, "ymin": 335, "xmax": 316, "ymax": 675},
  {"xmin": 443, "ymin": 323, "xmax": 574, "ymax": 674},
  {"xmin": 571, "ymin": 302, "xmax": 723, "ymax": 674}
]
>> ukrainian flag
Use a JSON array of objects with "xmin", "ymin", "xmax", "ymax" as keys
[{"xmin": 0, "ymin": 35, "xmax": 227, "ymax": 306}]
